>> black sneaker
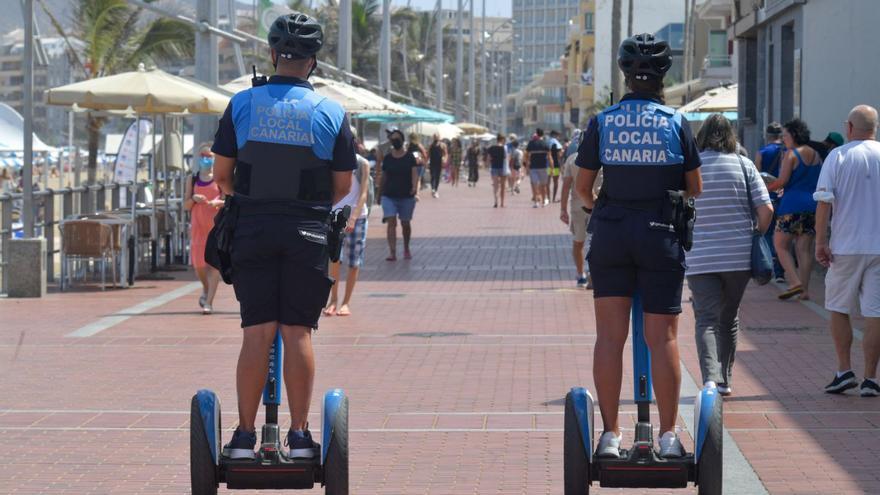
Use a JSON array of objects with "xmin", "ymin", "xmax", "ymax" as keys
[
  {"xmin": 285, "ymin": 428, "xmax": 320, "ymax": 459},
  {"xmin": 222, "ymin": 428, "xmax": 257, "ymax": 459},
  {"xmin": 824, "ymin": 371, "xmax": 858, "ymax": 394},
  {"xmin": 860, "ymin": 379, "xmax": 880, "ymax": 397}
]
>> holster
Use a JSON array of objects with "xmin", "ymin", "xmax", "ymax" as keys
[
  {"xmin": 205, "ymin": 196, "xmax": 239, "ymax": 284},
  {"xmin": 327, "ymin": 205, "xmax": 351, "ymax": 263},
  {"xmin": 665, "ymin": 190, "xmax": 696, "ymax": 252}
]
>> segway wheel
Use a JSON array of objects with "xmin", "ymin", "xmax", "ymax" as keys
[
  {"xmin": 564, "ymin": 392, "xmax": 589, "ymax": 495},
  {"xmin": 324, "ymin": 395, "xmax": 349, "ymax": 495},
  {"xmin": 697, "ymin": 395, "xmax": 722, "ymax": 495},
  {"xmin": 190, "ymin": 395, "xmax": 218, "ymax": 495}
]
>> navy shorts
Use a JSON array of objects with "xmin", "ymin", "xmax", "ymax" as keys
[
  {"xmin": 231, "ymin": 215, "xmax": 333, "ymax": 329},
  {"xmin": 586, "ymin": 205, "xmax": 686, "ymax": 314}
]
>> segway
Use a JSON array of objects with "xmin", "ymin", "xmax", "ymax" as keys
[
  {"xmin": 564, "ymin": 293, "xmax": 722, "ymax": 494},
  {"xmin": 191, "ymin": 330, "xmax": 349, "ymax": 494}
]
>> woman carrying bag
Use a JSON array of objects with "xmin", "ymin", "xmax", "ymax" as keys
[{"xmin": 686, "ymin": 114, "xmax": 774, "ymax": 396}]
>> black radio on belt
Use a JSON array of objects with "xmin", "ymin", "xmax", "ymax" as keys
[
  {"xmin": 664, "ymin": 190, "xmax": 696, "ymax": 252},
  {"xmin": 327, "ymin": 206, "xmax": 351, "ymax": 263},
  {"xmin": 251, "ymin": 65, "xmax": 267, "ymax": 87}
]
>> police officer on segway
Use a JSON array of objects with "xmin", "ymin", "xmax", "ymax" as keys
[
  {"xmin": 574, "ymin": 33, "xmax": 703, "ymax": 460},
  {"xmin": 210, "ymin": 12, "xmax": 357, "ymax": 460}
]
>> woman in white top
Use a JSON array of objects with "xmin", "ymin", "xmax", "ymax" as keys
[
  {"xmin": 324, "ymin": 134, "xmax": 371, "ymax": 317},
  {"xmin": 687, "ymin": 114, "xmax": 774, "ymax": 396}
]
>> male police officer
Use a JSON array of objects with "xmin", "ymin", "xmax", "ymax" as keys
[
  {"xmin": 211, "ymin": 12, "xmax": 356, "ymax": 460},
  {"xmin": 574, "ymin": 34, "xmax": 703, "ymax": 459}
]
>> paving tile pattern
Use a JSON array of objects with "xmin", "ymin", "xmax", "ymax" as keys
[{"xmin": 1, "ymin": 180, "xmax": 877, "ymax": 494}]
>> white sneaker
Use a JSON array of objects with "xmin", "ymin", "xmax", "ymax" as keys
[
  {"xmin": 717, "ymin": 384, "xmax": 732, "ymax": 396},
  {"xmin": 202, "ymin": 304, "xmax": 213, "ymax": 315},
  {"xmin": 704, "ymin": 381, "xmax": 717, "ymax": 389},
  {"xmin": 532, "ymin": 202, "xmax": 539, "ymax": 208},
  {"xmin": 596, "ymin": 431, "xmax": 622, "ymax": 458},
  {"xmin": 658, "ymin": 431, "xmax": 684, "ymax": 458}
]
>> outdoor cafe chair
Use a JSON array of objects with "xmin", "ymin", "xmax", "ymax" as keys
[{"xmin": 59, "ymin": 220, "xmax": 117, "ymax": 291}]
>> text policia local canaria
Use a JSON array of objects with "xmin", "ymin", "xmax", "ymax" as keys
[
  {"xmin": 603, "ymin": 107, "xmax": 673, "ymax": 163},
  {"xmin": 249, "ymin": 103, "xmax": 315, "ymax": 143}
]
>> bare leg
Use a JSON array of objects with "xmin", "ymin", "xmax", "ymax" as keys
[
  {"xmin": 774, "ymin": 231, "xmax": 801, "ymax": 288},
  {"xmin": 830, "ymin": 311, "xmax": 853, "ymax": 372},
  {"xmin": 385, "ymin": 217, "xmax": 397, "ymax": 259},
  {"xmin": 862, "ymin": 317, "xmax": 880, "ymax": 379},
  {"xmin": 325, "ymin": 261, "xmax": 341, "ymax": 313},
  {"xmin": 795, "ymin": 234, "xmax": 814, "ymax": 297},
  {"xmin": 594, "ymin": 297, "xmax": 631, "ymax": 435},
  {"xmin": 644, "ymin": 313, "xmax": 681, "ymax": 435},
  {"xmin": 195, "ymin": 266, "xmax": 209, "ymax": 296},
  {"xmin": 492, "ymin": 175, "xmax": 500, "ymax": 205},
  {"xmin": 280, "ymin": 325, "xmax": 315, "ymax": 430},
  {"xmin": 401, "ymin": 221, "xmax": 412, "ymax": 253},
  {"xmin": 338, "ymin": 266, "xmax": 361, "ymax": 315},
  {"xmin": 572, "ymin": 240, "xmax": 585, "ymax": 276},
  {"xmin": 499, "ymin": 177, "xmax": 506, "ymax": 207},
  {"xmin": 236, "ymin": 322, "xmax": 277, "ymax": 431},
  {"xmin": 552, "ymin": 175, "xmax": 559, "ymax": 202},
  {"xmin": 205, "ymin": 266, "xmax": 221, "ymax": 306}
]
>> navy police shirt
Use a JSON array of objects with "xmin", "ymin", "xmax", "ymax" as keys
[
  {"xmin": 212, "ymin": 75, "xmax": 357, "ymax": 174},
  {"xmin": 576, "ymin": 93, "xmax": 700, "ymax": 201}
]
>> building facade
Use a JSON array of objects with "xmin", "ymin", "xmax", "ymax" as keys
[
  {"xmin": 0, "ymin": 30, "xmax": 84, "ymax": 147},
  {"xmin": 512, "ymin": 0, "xmax": 580, "ymax": 92},
  {"xmin": 731, "ymin": 0, "xmax": 880, "ymax": 153},
  {"xmin": 563, "ymin": 0, "xmax": 597, "ymax": 131},
  {"xmin": 507, "ymin": 65, "xmax": 566, "ymax": 138}
]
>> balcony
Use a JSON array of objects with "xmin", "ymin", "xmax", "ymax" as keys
[{"xmin": 701, "ymin": 55, "xmax": 733, "ymax": 80}]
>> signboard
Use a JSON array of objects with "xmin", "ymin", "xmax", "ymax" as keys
[
  {"xmin": 113, "ymin": 118, "xmax": 152, "ymax": 184},
  {"xmin": 258, "ymin": 0, "xmax": 293, "ymax": 39}
]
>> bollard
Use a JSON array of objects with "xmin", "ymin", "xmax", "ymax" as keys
[{"xmin": 8, "ymin": 238, "xmax": 46, "ymax": 297}]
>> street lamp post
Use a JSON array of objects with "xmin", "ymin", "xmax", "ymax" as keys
[
  {"xmin": 22, "ymin": 0, "xmax": 34, "ymax": 236},
  {"xmin": 480, "ymin": 0, "xmax": 486, "ymax": 125},
  {"xmin": 435, "ymin": 0, "xmax": 444, "ymax": 110},
  {"xmin": 455, "ymin": 0, "xmax": 464, "ymax": 121},
  {"xmin": 469, "ymin": 0, "xmax": 476, "ymax": 121}
]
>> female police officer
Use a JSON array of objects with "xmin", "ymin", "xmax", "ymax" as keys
[
  {"xmin": 210, "ymin": 13, "xmax": 357, "ymax": 460},
  {"xmin": 574, "ymin": 33, "xmax": 703, "ymax": 459}
]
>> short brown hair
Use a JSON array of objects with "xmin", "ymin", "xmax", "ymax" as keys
[
  {"xmin": 696, "ymin": 113, "xmax": 738, "ymax": 153},
  {"xmin": 625, "ymin": 76, "xmax": 665, "ymax": 103}
]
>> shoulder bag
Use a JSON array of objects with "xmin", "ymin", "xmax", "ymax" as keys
[{"xmin": 737, "ymin": 155, "xmax": 773, "ymax": 285}]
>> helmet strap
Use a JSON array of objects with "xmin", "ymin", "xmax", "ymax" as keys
[{"xmin": 307, "ymin": 56, "xmax": 317, "ymax": 79}]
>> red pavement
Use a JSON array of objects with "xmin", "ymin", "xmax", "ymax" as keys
[{"xmin": 1, "ymin": 178, "xmax": 878, "ymax": 494}]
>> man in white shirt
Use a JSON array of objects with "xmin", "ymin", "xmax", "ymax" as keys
[{"xmin": 814, "ymin": 104, "xmax": 880, "ymax": 397}]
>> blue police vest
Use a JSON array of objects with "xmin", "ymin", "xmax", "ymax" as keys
[
  {"xmin": 232, "ymin": 84, "xmax": 342, "ymax": 207},
  {"xmin": 597, "ymin": 100, "xmax": 684, "ymax": 166}
]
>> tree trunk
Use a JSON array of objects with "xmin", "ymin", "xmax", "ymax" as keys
[
  {"xmin": 611, "ymin": 0, "xmax": 622, "ymax": 100},
  {"xmin": 86, "ymin": 114, "xmax": 101, "ymax": 185}
]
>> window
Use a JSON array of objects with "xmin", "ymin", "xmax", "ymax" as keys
[
  {"xmin": 584, "ymin": 13, "xmax": 594, "ymax": 34},
  {"xmin": 708, "ymin": 30, "xmax": 730, "ymax": 67}
]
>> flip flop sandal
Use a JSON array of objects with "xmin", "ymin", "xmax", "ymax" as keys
[{"xmin": 778, "ymin": 286, "xmax": 804, "ymax": 300}]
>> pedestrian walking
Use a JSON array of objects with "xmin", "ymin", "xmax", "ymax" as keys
[
  {"xmin": 325, "ymin": 132, "xmax": 371, "ymax": 317},
  {"xmin": 548, "ymin": 130, "xmax": 563, "ymax": 202},
  {"xmin": 508, "ymin": 137, "xmax": 523, "ymax": 194},
  {"xmin": 407, "ymin": 133, "xmax": 427, "ymax": 193},
  {"xmin": 466, "ymin": 140, "xmax": 480, "ymax": 186},
  {"xmin": 560, "ymin": 149, "xmax": 602, "ymax": 289},
  {"xmin": 487, "ymin": 134, "xmax": 509, "ymax": 208},
  {"xmin": 427, "ymin": 133, "xmax": 447, "ymax": 198},
  {"xmin": 380, "ymin": 127, "xmax": 419, "ymax": 261},
  {"xmin": 815, "ymin": 105, "xmax": 880, "ymax": 397},
  {"xmin": 754, "ymin": 122, "xmax": 786, "ymax": 282},
  {"xmin": 767, "ymin": 119, "xmax": 823, "ymax": 300},
  {"xmin": 450, "ymin": 137, "xmax": 463, "ymax": 187},
  {"xmin": 575, "ymin": 33, "xmax": 702, "ymax": 459},
  {"xmin": 184, "ymin": 144, "xmax": 225, "ymax": 315},
  {"xmin": 209, "ymin": 12, "xmax": 355, "ymax": 459},
  {"xmin": 687, "ymin": 114, "xmax": 774, "ymax": 397},
  {"xmin": 525, "ymin": 129, "xmax": 550, "ymax": 207}
]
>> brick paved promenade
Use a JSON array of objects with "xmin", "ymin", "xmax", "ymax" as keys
[{"xmin": 1, "ymin": 179, "xmax": 878, "ymax": 494}]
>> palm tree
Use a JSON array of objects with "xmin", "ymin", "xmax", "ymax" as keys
[
  {"xmin": 610, "ymin": 0, "xmax": 622, "ymax": 100},
  {"xmin": 40, "ymin": 0, "xmax": 194, "ymax": 184}
]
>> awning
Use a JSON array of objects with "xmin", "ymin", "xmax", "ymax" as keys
[
  {"xmin": 220, "ymin": 75, "xmax": 411, "ymax": 117},
  {"xmin": 678, "ymin": 84, "xmax": 738, "ymax": 113},
  {"xmin": 401, "ymin": 122, "xmax": 463, "ymax": 140},
  {"xmin": 358, "ymin": 104, "xmax": 454, "ymax": 124},
  {"xmin": 682, "ymin": 111, "xmax": 738, "ymax": 122}
]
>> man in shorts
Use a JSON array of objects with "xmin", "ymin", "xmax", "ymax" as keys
[
  {"xmin": 524, "ymin": 128, "xmax": 550, "ymax": 207},
  {"xmin": 560, "ymin": 150, "xmax": 602, "ymax": 289},
  {"xmin": 815, "ymin": 104, "xmax": 880, "ymax": 397}
]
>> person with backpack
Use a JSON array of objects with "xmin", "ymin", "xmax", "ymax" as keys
[
  {"xmin": 325, "ymin": 130, "xmax": 372, "ymax": 317},
  {"xmin": 184, "ymin": 144, "xmax": 225, "ymax": 315}
]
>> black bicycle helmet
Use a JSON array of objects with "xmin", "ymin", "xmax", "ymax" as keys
[
  {"xmin": 268, "ymin": 12, "xmax": 324, "ymax": 60},
  {"xmin": 617, "ymin": 33, "xmax": 672, "ymax": 80}
]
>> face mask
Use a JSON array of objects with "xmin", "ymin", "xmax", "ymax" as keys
[
  {"xmin": 199, "ymin": 156, "xmax": 213, "ymax": 169},
  {"xmin": 391, "ymin": 139, "xmax": 404, "ymax": 150}
]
